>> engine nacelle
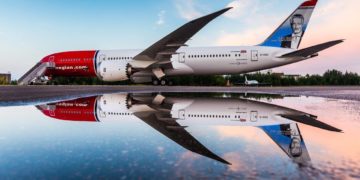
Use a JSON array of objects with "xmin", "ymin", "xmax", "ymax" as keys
[{"xmin": 97, "ymin": 61, "xmax": 130, "ymax": 82}]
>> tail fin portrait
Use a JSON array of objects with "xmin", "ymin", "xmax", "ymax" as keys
[{"xmin": 260, "ymin": 0, "xmax": 318, "ymax": 49}]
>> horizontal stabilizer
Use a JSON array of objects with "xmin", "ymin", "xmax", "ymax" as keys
[
  {"xmin": 280, "ymin": 114, "xmax": 342, "ymax": 132},
  {"xmin": 280, "ymin": 39, "xmax": 344, "ymax": 58}
]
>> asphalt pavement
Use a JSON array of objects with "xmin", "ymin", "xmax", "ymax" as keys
[{"xmin": 1, "ymin": 85, "xmax": 360, "ymax": 106}]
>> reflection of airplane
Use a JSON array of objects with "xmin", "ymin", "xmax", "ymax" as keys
[
  {"xmin": 20, "ymin": 0, "xmax": 343, "ymax": 85},
  {"xmin": 37, "ymin": 93, "xmax": 341, "ymax": 165}
]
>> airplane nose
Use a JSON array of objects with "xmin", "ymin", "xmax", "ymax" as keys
[{"xmin": 40, "ymin": 54, "xmax": 55, "ymax": 63}]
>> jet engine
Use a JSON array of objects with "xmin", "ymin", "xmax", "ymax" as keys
[{"xmin": 97, "ymin": 61, "xmax": 131, "ymax": 82}]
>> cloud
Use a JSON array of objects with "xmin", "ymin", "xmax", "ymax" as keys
[
  {"xmin": 223, "ymin": 152, "xmax": 251, "ymax": 173},
  {"xmin": 216, "ymin": 26, "xmax": 272, "ymax": 46},
  {"xmin": 214, "ymin": 126, "xmax": 272, "ymax": 145},
  {"xmin": 313, "ymin": 0, "xmax": 345, "ymax": 19},
  {"xmin": 156, "ymin": 10, "xmax": 166, "ymax": 26},
  {"xmin": 215, "ymin": 0, "xmax": 279, "ymax": 46},
  {"xmin": 224, "ymin": 0, "xmax": 258, "ymax": 19},
  {"xmin": 174, "ymin": 0, "xmax": 202, "ymax": 20}
]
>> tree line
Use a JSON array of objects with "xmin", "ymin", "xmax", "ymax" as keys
[
  {"xmin": 9, "ymin": 69, "xmax": 360, "ymax": 86},
  {"xmin": 168, "ymin": 69, "xmax": 360, "ymax": 86}
]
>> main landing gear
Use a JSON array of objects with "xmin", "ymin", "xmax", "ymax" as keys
[{"xmin": 152, "ymin": 79, "xmax": 173, "ymax": 86}]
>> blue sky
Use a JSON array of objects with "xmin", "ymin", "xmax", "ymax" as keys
[{"xmin": 0, "ymin": 0, "xmax": 357, "ymax": 79}]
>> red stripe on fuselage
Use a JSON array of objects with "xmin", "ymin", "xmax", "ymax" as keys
[
  {"xmin": 41, "ymin": 50, "xmax": 97, "ymax": 77},
  {"xmin": 39, "ymin": 96, "xmax": 97, "ymax": 122}
]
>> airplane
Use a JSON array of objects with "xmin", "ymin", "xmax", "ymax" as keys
[
  {"xmin": 233, "ymin": 76, "xmax": 271, "ymax": 86},
  {"xmin": 244, "ymin": 76, "xmax": 259, "ymax": 86},
  {"xmin": 36, "ymin": 92, "xmax": 342, "ymax": 165},
  {"xmin": 19, "ymin": 0, "xmax": 343, "ymax": 86}
]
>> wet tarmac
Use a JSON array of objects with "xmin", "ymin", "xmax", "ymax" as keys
[
  {"xmin": 1, "ymin": 86, "xmax": 360, "ymax": 106},
  {"xmin": 0, "ymin": 90, "xmax": 359, "ymax": 179}
]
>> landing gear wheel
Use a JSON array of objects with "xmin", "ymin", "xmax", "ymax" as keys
[
  {"xmin": 152, "ymin": 80, "xmax": 159, "ymax": 86},
  {"xmin": 161, "ymin": 79, "xmax": 167, "ymax": 86}
]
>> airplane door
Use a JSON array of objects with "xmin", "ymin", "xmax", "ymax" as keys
[
  {"xmin": 99, "ymin": 110, "xmax": 106, "ymax": 118},
  {"xmin": 178, "ymin": 109, "xmax": 185, "ymax": 120},
  {"xmin": 250, "ymin": 111, "xmax": 258, "ymax": 122},
  {"xmin": 49, "ymin": 110, "xmax": 55, "ymax": 117},
  {"xmin": 48, "ymin": 56, "xmax": 55, "ymax": 68},
  {"xmin": 178, "ymin": 53, "xmax": 185, "ymax": 63},
  {"xmin": 98, "ymin": 63, "xmax": 107, "ymax": 78},
  {"xmin": 97, "ymin": 54, "xmax": 106, "ymax": 69},
  {"xmin": 251, "ymin": 50, "xmax": 258, "ymax": 61}
]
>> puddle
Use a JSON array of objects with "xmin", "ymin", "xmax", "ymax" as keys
[{"xmin": 0, "ymin": 92, "xmax": 359, "ymax": 179}]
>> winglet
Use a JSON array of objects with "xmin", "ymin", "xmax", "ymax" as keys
[{"xmin": 188, "ymin": 7, "xmax": 232, "ymax": 24}]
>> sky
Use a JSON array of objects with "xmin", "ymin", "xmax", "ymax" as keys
[{"xmin": 0, "ymin": 0, "xmax": 358, "ymax": 79}]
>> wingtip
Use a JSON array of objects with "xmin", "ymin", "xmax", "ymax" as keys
[
  {"xmin": 220, "ymin": 7, "xmax": 233, "ymax": 13},
  {"xmin": 220, "ymin": 159, "xmax": 232, "ymax": 165},
  {"xmin": 334, "ymin": 39, "xmax": 345, "ymax": 44},
  {"xmin": 333, "ymin": 128, "xmax": 343, "ymax": 133}
]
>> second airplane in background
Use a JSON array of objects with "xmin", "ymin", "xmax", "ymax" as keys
[{"xmin": 20, "ymin": 0, "xmax": 343, "ymax": 85}]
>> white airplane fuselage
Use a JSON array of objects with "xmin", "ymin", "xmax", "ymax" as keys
[
  {"xmin": 94, "ymin": 94, "xmax": 305, "ymax": 128},
  {"xmin": 95, "ymin": 46, "xmax": 299, "ymax": 82}
]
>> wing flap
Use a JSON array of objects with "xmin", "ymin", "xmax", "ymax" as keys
[{"xmin": 129, "ymin": 59, "xmax": 157, "ymax": 68}]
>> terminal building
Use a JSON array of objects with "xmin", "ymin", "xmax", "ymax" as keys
[{"xmin": 0, "ymin": 73, "xmax": 11, "ymax": 84}]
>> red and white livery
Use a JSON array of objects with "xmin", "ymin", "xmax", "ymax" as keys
[{"xmin": 20, "ymin": 0, "xmax": 343, "ymax": 85}]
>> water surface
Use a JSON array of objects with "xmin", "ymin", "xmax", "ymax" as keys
[{"xmin": 0, "ymin": 92, "xmax": 359, "ymax": 179}]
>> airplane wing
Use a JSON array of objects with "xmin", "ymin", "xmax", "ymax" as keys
[
  {"xmin": 130, "ymin": 94, "xmax": 230, "ymax": 165},
  {"xmin": 260, "ymin": 124, "xmax": 311, "ymax": 164},
  {"xmin": 132, "ymin": 111, "xmax": 230, "ymax": 165},
  {"xmin": 279, "ymin": 39, "xmax": 344, "ymax": 58},
  {"xmin": 131, "ymin": 8, "xmax": 232, "ymax": 70}
]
